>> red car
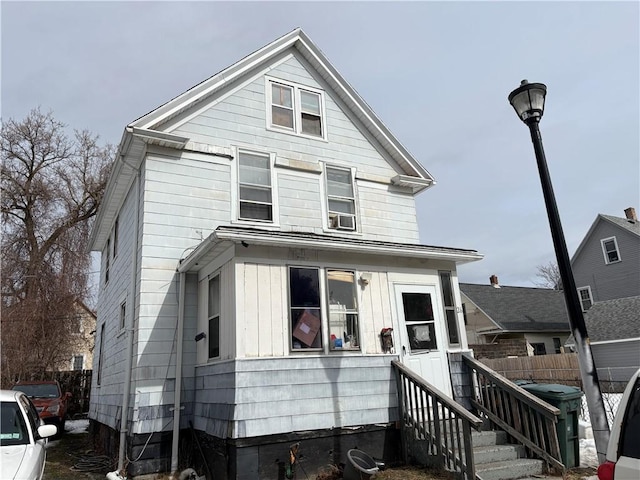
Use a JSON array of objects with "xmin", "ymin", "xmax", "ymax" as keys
[{"xmin": 11, "ymin": 381, "xmax": 71, "ymax": 433}]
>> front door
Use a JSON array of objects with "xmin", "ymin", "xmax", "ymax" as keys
[{"xmin": 395, "ymin": 284, "xmax": 452, "ymax": 395}]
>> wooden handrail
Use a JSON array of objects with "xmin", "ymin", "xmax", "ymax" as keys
[
  {"xmin": 392, "ymin": 360, "xmax": 482, "ymax": 480},
  {"xmin": 462, "ymin": 353, "xmax": 564, "ymax": 472}
]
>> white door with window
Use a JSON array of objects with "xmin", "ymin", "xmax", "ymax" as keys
[{"xmin": 395, "ymin": 284, "xmax": 452, "ymax": 396}]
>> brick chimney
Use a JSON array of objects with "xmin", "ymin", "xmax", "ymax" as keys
[
  {"xmin": 490, "ymin": 275, "xmax": 500, "ymax": 288},
  {"xmin": 624, "ymin": 207, "xmax": 637, "ymax": 222}
]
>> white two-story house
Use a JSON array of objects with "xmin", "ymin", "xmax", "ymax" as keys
[{"xmin": 88, "ymin": 29, "xmax": 482, "ymax": 479}]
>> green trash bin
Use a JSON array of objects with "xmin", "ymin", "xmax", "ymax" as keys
[{"xmin": 518, "ymin": 382, "xmax": 583, "ymax": 468}]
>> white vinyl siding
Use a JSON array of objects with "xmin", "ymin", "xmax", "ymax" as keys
[{"xmin": 169, "ymin": 53, "xmax": 419, "ymax": 243}]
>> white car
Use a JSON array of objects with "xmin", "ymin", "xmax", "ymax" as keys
[
  {"xmin": 598, "ymin": 368, "xmax": 640, "ymax": 480},
  {"xmin": 0, "ymin": 389, "xmax": 57, "ymax": 480}
]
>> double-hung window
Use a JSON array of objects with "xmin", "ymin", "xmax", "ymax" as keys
[
  {"xmin": 119, "ymin": 301, "xmax": 126, "ymax": 331},
  {"xmin": 238, "ymin": 150, "xmax": 273, "ymax": 222},
  {"xmin": 104, "ymin": 238, "xmax": 110, "ymax": 285},
  {"xmin": 601, "ymin": 237, "xmax": 621, "ymax": 264},
  {"xmin": 577, "ymin": 286, "xmax": 593, "ymax": 312},
  {"xmin": 290, "ymin": 267, "xmax": 322, "ymax": 350},
  {"xmin": 268, "ymin": 78, "xmax": 325, "ymax": 139},
  {"xmin": 208, "ymin": 275, "xmax": 221, "ymax": 359},
  {"xmin": 326, "ymin": 166, "xmax": 356, "ymax": 231}
]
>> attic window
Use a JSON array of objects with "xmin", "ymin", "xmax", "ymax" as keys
[
  {"xmin": 267, "ymin": 77, "xmax": 326, "ymax": 139},
  {"xmin": 601, "ymin": 237, "xmax": 621, "ymax": 264}
]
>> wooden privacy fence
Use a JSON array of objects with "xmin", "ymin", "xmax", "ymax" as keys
[
  {"xmin": 52, "ymin": 370, "xmax": 92, "ymax": 416},
  {"xmin": 480, "ymin": 353, "xmax": 581, "ymax": 387}
]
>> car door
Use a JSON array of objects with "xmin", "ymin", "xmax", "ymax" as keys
[
  {"xmin": 613, "ymin": 374, "xmax": 640, "ymax": 479},
  {"xmin": 18, "ymin": 395, "xmax": 48, "ymax": 480}
]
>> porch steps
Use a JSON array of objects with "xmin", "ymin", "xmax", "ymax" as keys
[{"xmin": 472, "ymin": 430, "xmax": 545, "ymax": 480}]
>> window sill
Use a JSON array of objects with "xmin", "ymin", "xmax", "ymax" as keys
[{"xmin": 266, "ymin": 125, "xmax": 328, "ymax": 143}]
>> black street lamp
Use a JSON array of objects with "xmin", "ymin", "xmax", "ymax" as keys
[{"xmin": 508, "ymin": 80, "xmax": 610, "ymax": 462}]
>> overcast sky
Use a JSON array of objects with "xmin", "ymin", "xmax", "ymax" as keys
[{"xmin": 2, "ymin": 1, "xmax": 638, "ymax": 290}]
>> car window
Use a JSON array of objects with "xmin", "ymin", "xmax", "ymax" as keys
[
  {"xmin": 0, "ymin": 401, "xmax": 29, "ymax": 446},
  {"xmin": 619, "ymin": 378, "xmax": 640, "ymax": 459},
  {"xmin": 12, "ymin": 383, "xmax": 60, "ymax": 398},
  {"xmin": 19, "ymin": 395, "xmax": 41, "ymax": 438}
]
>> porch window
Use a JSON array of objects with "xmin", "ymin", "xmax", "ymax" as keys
[
  {"xmin": 267, "ymin": 78, "xmax": 326, "ymax": 139},
  {"xmin": 553, "ymin": 337, "xmax": 562, "ymax": 354},
  {"xmin": 601, "ymin": 237, "xmax": 620, "ymax": 264},
  {"xmin": 238, "ymin": 150, "xmax": 273, "ymax": 222},
  {"xmin": 402, "ymin": 292, "xmax": 437, "ymax": 351},
  {"xmin": 208, "ymin": 275, "xmax": 220, "ymax": 359},
  {"xmin": 289, "ymin": 267, "xmax": 322, "ymax": 350},
  {"xmin": 577, "ymin": 286, "xmax": 593, "ymax": 312},
  {"xmin": 327, "ymin": 270, "xmax": 360, "ymax": 350},
  {"xmin": 439, "ymin": 271, "xmax": 460, "ymax": 345},
  {"xmin": 326, "ymin": 166, "xmax": 356, "ymax": 231}
]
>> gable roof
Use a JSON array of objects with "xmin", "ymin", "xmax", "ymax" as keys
[
  {"xmin": 583, "ymin": 295, "xmax": 640, "ymax": 343},
  {"xmin": 571, "ymin": 212, "xmax": 640, "ymax": 263},
  {"xmin": 89, "ymin": 28, "xmax": 437, "ymax": 251},
  {"xmin": 460, "ymin": 283, "xmax": 570, "ymax": 333}
]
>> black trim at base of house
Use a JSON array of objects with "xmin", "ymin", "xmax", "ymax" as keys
[{"xmin": 89, "ymin": 420, "xmax": 401, "ymax": 479}]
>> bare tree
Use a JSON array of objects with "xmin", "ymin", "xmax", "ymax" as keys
[
  {"xmin": 1, "ymin": 108, "xmax": 113, "ymax": 386},
  {"xmin": 534, "ymin": 260, "xmax": 563, "ymax": 290}
]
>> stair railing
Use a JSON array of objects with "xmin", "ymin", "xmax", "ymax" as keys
[
  {"xmin": 392, "ymin": 360, "xmax": 483, "ymax": 480},
  {"xmin": 461, "ymin": 353, "xmax": 564, "ymax": 471}
]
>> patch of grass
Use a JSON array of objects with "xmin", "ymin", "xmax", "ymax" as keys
[
  {"xmin": 373, "ymin": 466, "xmax": 457, "ymax": 480},
  {"xmin": 44, "ymin": 431, "xmax": 114, "ymax": 480}
]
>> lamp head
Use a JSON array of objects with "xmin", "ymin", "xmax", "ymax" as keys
[{"xmin": 508, "ymin": 79, "xmax": 547, "ymax": 124}]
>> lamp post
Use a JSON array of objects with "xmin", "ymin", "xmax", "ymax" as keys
[{"xmin": 508, "ymin": 80, "xmax": 610, "ymax": 462}]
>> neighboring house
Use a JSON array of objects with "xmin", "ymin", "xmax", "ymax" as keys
[
  {"xmin": 461, "ymin": 275, "xmax": 570, "ymax": 358},
  {"xmin": 582, "ymin": 296, "xmax": 640, "ymax": 385},
  {"xmin": 566, "ymin": 207, "xmax": 640, "ymax": 385},
  {"xmin": 88, "ymin": 29, "xmax": 482, "ymax": 478},
  {"xmin": 56, "ymin": 301, "xmax": 96, "ymax": 372},
  {"xmin": 571, "ymin": 207, "xmax": 640, "ymax": 311}
]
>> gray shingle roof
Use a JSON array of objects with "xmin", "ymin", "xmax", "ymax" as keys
[
  {"xmin": 584, "ymin": 295, "xmax": 640, "ymax": 342},
  {"xmin": 460, "ymin": 283, "xmax": 570, "ymax": 332},
  {"xmin": 600, "ymin": 214, "xmax": 640, "ymax": 236}
]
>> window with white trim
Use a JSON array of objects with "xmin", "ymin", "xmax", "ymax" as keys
[
  {"xmin": 289, "ymin": 266, "xmax": 361, "ymax": 352},
  {"xmin": 238, "ymin": 150, "xmax": 273, "ymax": 222},
  {"xmin": 326, "ymin": 166, "xmax": 356, "ymax": 231},
  {"xmin": 439, "ymin": 271, "xmax": 460, "ymax": 345},
  {"xmin": 208, "ymin": 275, "xmax": 220, "ymax": 359},
  {"xmin": 113, "ymin": 217, "xmax": 119, "ymax": 258},
  {"xmin": 119, "ymin": 301, "xmax": 126, "ymax": 331},
  {"xmin": 267, "ymin": 78, "xmax": 325, "ymax": 139},
  {"xmin": 97, "ymin": 323, "xmax": 105, "ymax": 385},
  {"xmin": 104, "ymin": 238, "xmax": 110, "ymax": 286},
  {"xmin": 601, "ymin": 237, "xmax": 621, "ymax": 264},
  {"xmin": 577, "ymin": 286, "xmax": 593, "ymax": 312}
]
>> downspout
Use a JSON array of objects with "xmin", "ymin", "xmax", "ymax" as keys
[
  {"xmin": 117, "ymin": 132, "xmax": 141, "ymax": 475},
  {"xmin": 170, "ymin": 271, "xmax": 186, "ymax": 475}
]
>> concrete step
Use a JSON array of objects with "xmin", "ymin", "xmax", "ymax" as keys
[
  {"xmin": 472, "ymin": 430, "xmax": 508, "ymax": 447},
  {"xmin": 476, "ymin": 458, "xmax": 545, "ymax": 480},
  {"xmin": 473, "ymin": 444, "xmax": 525, "ymax": 465}
]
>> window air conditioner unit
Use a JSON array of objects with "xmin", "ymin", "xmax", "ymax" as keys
[{"xmin": 330, "ymin": 214, "xmax": 355, "ymax": 231}]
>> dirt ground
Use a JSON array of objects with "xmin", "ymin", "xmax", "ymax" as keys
[{"xmin": 43, "ymin": 424, "xmax": 597, "ymax": 480}]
